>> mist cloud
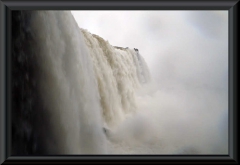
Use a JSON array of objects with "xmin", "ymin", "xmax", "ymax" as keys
[{"xmin": 71, "ymin": 10, "xmax": 228, "ymax": 154}]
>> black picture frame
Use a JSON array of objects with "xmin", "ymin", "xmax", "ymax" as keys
[{"xmin": 0, "ymin": 0, "xmax": 238, "ymax": 164}]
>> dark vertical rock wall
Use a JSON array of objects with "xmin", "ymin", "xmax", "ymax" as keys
[{"xmin": 12, "ymin": 11, "xmax": 48, "ymax": 155}]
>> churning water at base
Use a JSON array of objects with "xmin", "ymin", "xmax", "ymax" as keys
[{"xmin": 12, "ymin": 11, "xmax": 228, "ymax": 155}]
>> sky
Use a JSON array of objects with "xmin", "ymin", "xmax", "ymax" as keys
[
  {"xmin": 71, "ymin": 10, "xmax": 228, "ymax": 154},
  {"xmin": 71, "ymin": 11, "xmax": 228, "ymax": 90}
]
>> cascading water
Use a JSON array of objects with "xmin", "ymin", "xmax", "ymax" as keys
[
  {"xmin": 12, "ymin": 10, "xmax": 227, "ymax": 155},
  {"xmin": 12, "ymin": 10, "xmax": 151, "ymax": 155},
  {"xmin": 81, "ymin": 29, "xmax": 150, "ymax": 128}
]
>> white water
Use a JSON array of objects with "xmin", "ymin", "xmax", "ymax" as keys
[
  {"xmin": 31, "ymin": 11, "xmax": 107, "ymax": 154},
  {"xmin": 30, "ymin": 11, "xmax": 228, "ymax": 154}
]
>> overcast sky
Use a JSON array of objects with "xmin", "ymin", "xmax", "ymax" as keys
[
  {"xmin": 71, "ymin": 10, "xmax": 228, "ymax": 154},
  {"xmin": 71, "ymin": 11, "xmax": 228, "ymax": 90}
]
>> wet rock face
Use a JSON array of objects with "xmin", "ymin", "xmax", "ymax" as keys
[
  {"xmin": 11, "ymin": 11, "xmax": 47, "ymax": 155},
  {"xmin": 103, "ymin": 127, "xmax": 111, "ymax": 137},
  {"xmin": 12, "ymin": 10, "xmax": 35, "ymax": 155}
]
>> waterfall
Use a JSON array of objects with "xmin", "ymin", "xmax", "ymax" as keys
[
  {"xmin": 12, "ymin": 10, "xmax": 227, "ymax": 156},
  {"xmin": 12, "ymin": 10, "xmax": 150, "ymax": 155},
  {"xmin": 81, "ymin": 29, "xmax": 150, "ymax": 128}
]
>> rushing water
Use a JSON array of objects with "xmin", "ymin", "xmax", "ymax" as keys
[{"xmin": 12, "ymin": 11, "xmax": 227, "ymax": 155}]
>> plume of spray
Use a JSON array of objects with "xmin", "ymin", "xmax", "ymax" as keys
[
  {"xmin": 30, "ymin": 11, "xmax": 107, "ymax": 154},
  {"xmin": 12, "ymin": 10, "xmax": 227, "ymax": 155}
]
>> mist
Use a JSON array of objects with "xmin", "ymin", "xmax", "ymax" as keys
[
  {"xmin": 72, "ymin": 11, "xmax": 228, "ymax": 154},
  {"xmin": 11, "ymin": 10, "xmax": 228, "ymax": 155}
]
